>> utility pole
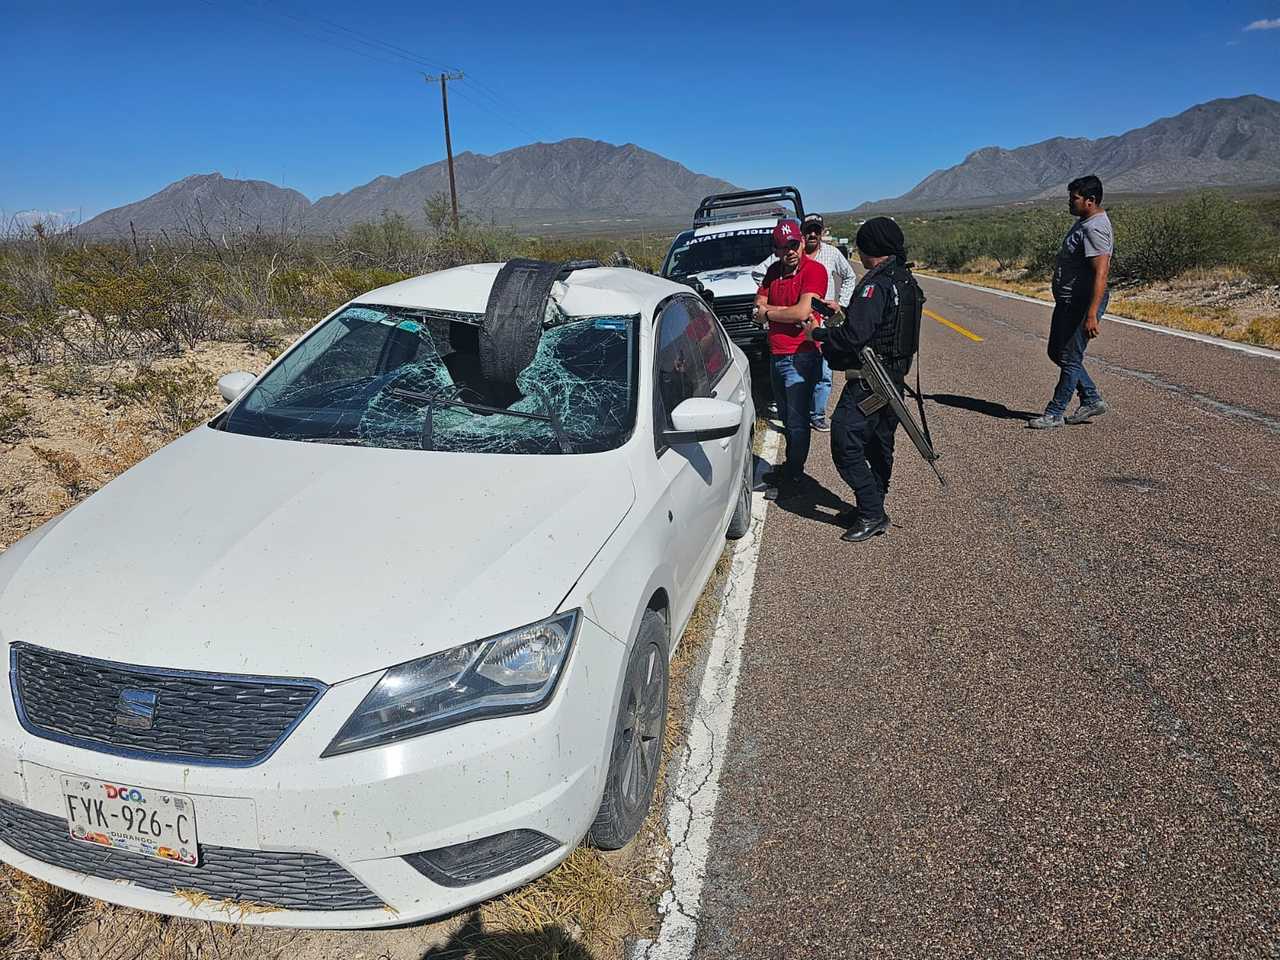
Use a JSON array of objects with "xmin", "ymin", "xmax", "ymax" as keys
[{"xmin": 424, "ymin": 71, "xmax": 464, "ymax": 231}]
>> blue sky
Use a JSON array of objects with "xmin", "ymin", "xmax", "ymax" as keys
[{"xmin": 3, "ymin": 0, "xmax": 1279, "ymax": 223}]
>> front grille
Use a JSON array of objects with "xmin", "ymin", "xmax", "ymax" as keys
[
  {"xmin": 11, "ymin": 643, "xmax": 325, "ymax": 766},
  {"xmin": 712, "ymin": 295, "xmax": 764, "ymax": 344},
  {"xmin": 0, "ymin": 799, "xmax": 381, "ymax": 911}
]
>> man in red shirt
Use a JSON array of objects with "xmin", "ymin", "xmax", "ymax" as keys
[{"xmin": 754, "ymin": 219, "xmax": 828, "ymax": 497}]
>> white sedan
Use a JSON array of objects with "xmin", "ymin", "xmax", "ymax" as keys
[{"xmin": 0, "ymin": 260, "xmax": 755, "ymax": 927}]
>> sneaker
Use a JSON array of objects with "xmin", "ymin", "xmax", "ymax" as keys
[
  {"xmin": 1028, "ymin": 413, "xmax": 1065, "ymax": 430},
  {"xmin": 811, "ymin": 418, "xmax": 830, "ymax": 432},
  {"xmin": 1065, "ymin": 400, "xmax": 1109, "ymax": 424}
]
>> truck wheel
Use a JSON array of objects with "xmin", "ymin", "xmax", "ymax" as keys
[{"xmin": 587, "ymin": 610, "xmax": 669, "ymax": 850}]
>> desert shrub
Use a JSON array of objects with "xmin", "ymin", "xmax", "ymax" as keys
[
  {"xmin": 1021, "ymin": 211, "xmax": 1072, "ymax": 277},
  {"xmin": 31, "ymin": 446, "xmax": 95, "ymax": 502},
  {"xmin": 343, "ymin": 211, "xmax": 431, "ymax": 274},
  {"xmin": 1243, "ymin": 249, "xmax": 1280, "ymax": 285},
  {"xmin": 0, "ymin": 398, "xmax": 35, "ymax": 443},
  {"xmin": 984, "ymin": 225, "xmax": 1026, "ymax": 271},
  {"xmin": 229, "ymin": 318, "xmax": 283, "ymax": 353},
  {"xmin": 113, "ymin": 361, "xmax": 214, "ymax": 435},
  {"xmin": 40, "ymin": 362, "xmax": 98, "ymax": 397},
  {"xmin": 1113, "ymin": 192, "xmax": 1267, "ymax": 283},
  {"xmin": 56, "ymin": 249, "xmax": 229, "ymax": 360},
  {"xmin": 269, "ymin": 266, "xmax": 346, "ymax": 319},
  {"xmin": 0, "ymin": 225, "xmax": 68, "ymax": 363}
]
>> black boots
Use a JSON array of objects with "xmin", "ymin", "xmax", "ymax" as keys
[{"xmin": 841, "ymin": 513, "xmax": 890, "ymax": 542}]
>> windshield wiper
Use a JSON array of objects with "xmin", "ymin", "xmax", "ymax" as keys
[
  {"xmin": 295, "ymin": 436, "xmax": 368, "ymax": 446},
  {"xmin": 383, "ymin": 387, "xmax": 438, "ymax": 450},
  {"xmin": 386, "ymin": 387, "xmax": 574, "ymax": 454}
]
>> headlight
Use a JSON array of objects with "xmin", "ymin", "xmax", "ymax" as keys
[{"xmin": 321, "ymin": 611, "xmax": 579, "ymax": 757}]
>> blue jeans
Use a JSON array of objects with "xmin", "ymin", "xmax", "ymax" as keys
[
  {"xmin": 811, "ymin": 357, "xmax": 832, "ymax": 425},
  {"xmin": 770, "ymin": 351, "xmax": 822, "ymax": 477},
  {"xmin": 1046, "ymin": 291, "xmax": 1108, "ymax": 416}
]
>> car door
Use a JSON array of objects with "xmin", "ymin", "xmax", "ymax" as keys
[
  {"xmin": 653, "ymin": 296, "xmax": 741, "ymax": 626},
  {"xmin": 686, "ymin": 296, "xmax": 749, "ymax": 540}
]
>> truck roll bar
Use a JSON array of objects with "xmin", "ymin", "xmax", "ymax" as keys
[{"xmin": 693, "ymin": 186, "xmax": 805, "ymax": 226}]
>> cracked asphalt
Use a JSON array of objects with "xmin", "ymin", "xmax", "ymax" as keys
[{"xmin": 692, "ymin": 279, "xmax": 1280, "ymax": 958}]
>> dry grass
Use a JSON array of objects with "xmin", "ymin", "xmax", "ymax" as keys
[
  {"xmin": 0, "ymin": 866, "xmax": 87, "ymax": 957},
  {"xmin": 1107, "ymin": 297, "xmax": 1234, "ymax": 337},
  {"xmin": 40, "ymin": 901, "xmax": 303, "ymax": 960}
]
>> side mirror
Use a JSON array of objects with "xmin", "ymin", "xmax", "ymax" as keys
[
  {"xmin": 217, "ymin": 371, "xmax": 256, "ymax": 403},
  {"xmin": 664, "ymin": 397, "xmax": 742, "ymax": 444}
]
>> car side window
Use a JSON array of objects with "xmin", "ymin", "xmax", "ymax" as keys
[
  {"xmin": 685, "ymin": 298, "xmax": 731, "ymax": 387},
  {"xmin": 654, "ymin": 297, "xmax": 712, "ymax": 431}
]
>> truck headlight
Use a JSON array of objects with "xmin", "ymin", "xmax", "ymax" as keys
[{"xmin": 321, "ymin": 611, "xmax": 579, "ymax": 757}]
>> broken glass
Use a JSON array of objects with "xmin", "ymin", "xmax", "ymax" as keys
[{"xmin": 220, "ymin": 304, "xmax": 638, "ymax": 455}]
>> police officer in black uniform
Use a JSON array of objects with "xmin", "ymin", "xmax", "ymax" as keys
[{"xmin": 803, "ymin": 217, "xmax": 924, "ymax": 543}]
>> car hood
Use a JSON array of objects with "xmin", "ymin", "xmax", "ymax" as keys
[
  {"xmin": 0, "ymin": 428, "xmax": 635, "ymax": 684},
  {"xmin": 691, "ymin": 267, "xmax": 761, "ymax": 298}
]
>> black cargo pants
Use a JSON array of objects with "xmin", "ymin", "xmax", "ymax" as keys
[{"xmin": 830, "ymin": 378, "xmax": 901, "ymax": 523}]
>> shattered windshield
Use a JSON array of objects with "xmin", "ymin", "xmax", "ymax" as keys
[
  {"xmin": 663, "ymin": 228, "xmax": 774, "ymax": 279},
  {"xmin": 220, "ymin": 304, "xmax": 638, "ymax": 454}
]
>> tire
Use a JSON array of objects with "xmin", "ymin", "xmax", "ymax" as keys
[
  {"xmin": 726, "ymin": 445, "xmax": 753, "ymax": 540},
  {"xmin": 587, "ymin": 610, "xmax": 670, "ymax": 850}
]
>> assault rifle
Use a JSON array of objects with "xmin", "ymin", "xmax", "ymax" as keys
[{"xmin": 856, "ymin": 346, "xmax": 946, "ymax": 487}]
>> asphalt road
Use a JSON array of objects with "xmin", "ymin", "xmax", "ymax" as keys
[{"xmin": 694, "ymin": 278, "xmax": 1280, "ymax": 958}]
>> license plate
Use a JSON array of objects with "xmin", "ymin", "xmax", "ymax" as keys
[{"xmin": 62, "ymin": 775, "xmax": 200, "ymax": 866}]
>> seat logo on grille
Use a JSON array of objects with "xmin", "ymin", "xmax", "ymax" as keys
[{"xmin": 115, "ymin": 689, "xmax": 158, "ymax": 730}]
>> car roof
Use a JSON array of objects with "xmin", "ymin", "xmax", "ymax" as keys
[
  {"xmin": 691, "ymin": 216, "xmax": 779, "ymax": 237},
  {"xmin": 355, "ymin": 263, "xmax": 684, "ymax": 319}
]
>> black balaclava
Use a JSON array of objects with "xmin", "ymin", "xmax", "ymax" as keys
[{"xmin": 855, "ymin": 217, "xmax": 907, "ymax": 262}]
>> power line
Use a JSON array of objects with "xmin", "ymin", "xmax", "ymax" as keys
[
  {"xmin": 204, "ymin": 2, "xmax": 547, "ymax": 156},
  {"xmin": 206, "ymin": 0, "xmax": 419, "ymax": 71},
  {"xmin": 256, "ymin": 2, "xmax": 459, "ymax": 73}
]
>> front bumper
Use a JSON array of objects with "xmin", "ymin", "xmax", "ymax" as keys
[{"xmin": 0, "ymin": 617, "xmax": 625, "ymax": 928}]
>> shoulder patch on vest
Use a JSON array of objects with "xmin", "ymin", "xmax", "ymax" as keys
[{"xmin": 862, "ymin": 285, "xmax": 877, "ymax": 299}]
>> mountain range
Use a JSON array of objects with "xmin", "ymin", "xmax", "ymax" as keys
[
  {"xmin": 73, "ymin": 95, "xmax": 1280, "ymax": 236},
  {"xmin": 856, "ymin": 95, "xmax": 1280, "ymax": 213},
  {"xmin": 77, "ymin": 139, "xmax": 738, "ymax": 237}
]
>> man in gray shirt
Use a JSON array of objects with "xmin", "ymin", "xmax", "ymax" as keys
[{"xmin": 1030, "ymin": 175, "xmax": 1114, "ymax": 429}]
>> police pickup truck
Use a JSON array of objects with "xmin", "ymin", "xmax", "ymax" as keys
[{"xmin": 659, "ymin": 187, "xmax": 805, "ymax": 360}]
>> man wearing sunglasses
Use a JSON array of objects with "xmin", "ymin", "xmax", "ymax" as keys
[{"xmin": 754, "ymin": 219, "xmax": 830, "ymax": 498}]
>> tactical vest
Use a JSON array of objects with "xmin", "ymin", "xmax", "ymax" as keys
[{"xmin": 869, "ymin": 261, "xmax": 925, "ymax": 376}]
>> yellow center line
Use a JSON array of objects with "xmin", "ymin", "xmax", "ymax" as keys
[{"xmin": 925, "ymin": 308, "xmax": 984, "ymax": 342}]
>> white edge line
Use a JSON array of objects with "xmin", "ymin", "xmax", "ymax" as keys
[
  {"xmin": 631, "ymin": 429, "xmax": 781, "ymax": 960},
  {"xmin": 919, "ymin": 273, "xmax": 1280, "ymax": 362}
]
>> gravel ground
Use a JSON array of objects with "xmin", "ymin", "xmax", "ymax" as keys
[{"xmin": 694, "ymin": 279, "xmax": 1280, "ymax": 959}]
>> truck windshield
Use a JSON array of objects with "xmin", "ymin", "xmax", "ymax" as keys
[
  {"xmin": 663, "ymin": 229, "xmax": 774, "ymax": 279},
  {"xmin": 220, "ymin": 305, "xmax": 638, "ymax": 455}
]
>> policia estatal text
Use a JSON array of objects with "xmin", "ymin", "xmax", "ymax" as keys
[{"xmin": 804, "ymin": 217, "xmax": 924, "ymax": 543}]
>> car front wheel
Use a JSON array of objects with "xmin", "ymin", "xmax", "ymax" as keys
[
  {"xmin": 726, "ymin": 444, "xmax": 753, "ymax": 540},
  {"xmin": 587, "ymin": 610, "xmax": 669, "ymax": 850}
]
